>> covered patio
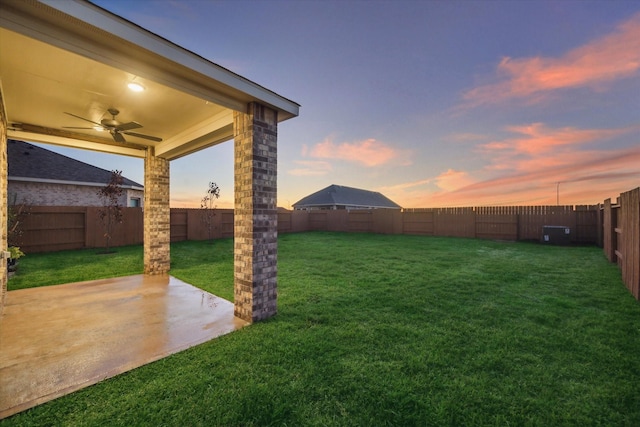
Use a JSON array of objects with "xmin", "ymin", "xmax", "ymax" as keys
[
  {"xmin": 0, "ymin": 274, "xmax": 249, "ymax": 418},
  {"xmin": 0, "ymin": 0, "xmax": 298, "ymax": 418}
]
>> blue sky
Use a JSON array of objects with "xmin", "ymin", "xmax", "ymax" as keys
[{"xmin": 46, "ymin": 0, "xmax": 640, "ymax": 208}]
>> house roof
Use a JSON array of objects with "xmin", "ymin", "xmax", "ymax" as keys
[
  {"xmin": 293, "ymin": 184, "xmax": 401, "ymax": 209},
  {"xmin": 8, "ymin": 140, "xmax": 143, "ymax": 189},
  {"xmin": 0, "ymin": 0, "xmax": 299, "ymax": 161}
]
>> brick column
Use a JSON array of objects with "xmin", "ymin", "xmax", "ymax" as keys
[
  {"xmin": 233, "ymin": 102, "xmax": 278, "ymax": 323},
  {"xmin": 144, "ymin": 147, "xmax": 170, "ymax": 275},
  {"xmin": 0, "ymin": 91, "xmax": 7, "ymax": 314}
]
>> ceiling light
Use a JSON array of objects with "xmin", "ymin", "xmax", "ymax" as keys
[{"xmin": 127, "ymin": 82, "xmax": 145, "ymax": 92}]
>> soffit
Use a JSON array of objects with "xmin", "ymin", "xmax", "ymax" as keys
[{"xmin": 0, "ymin": 0, "xmax": 299, "ymax": 160}]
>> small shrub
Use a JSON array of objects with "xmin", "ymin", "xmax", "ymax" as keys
[
  {"xmin": 97, "ymin": 170, "xmax": 124, "ymax": 253},
  {"xmin": 200, "ymin": 181, "xmax": 220, "ymax": 242}
]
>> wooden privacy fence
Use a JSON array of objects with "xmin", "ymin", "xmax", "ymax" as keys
[
  {"xmin": 601, "ymin": 187, "xmax": 640, "ymax": 300},
  {"xmin": 14, "ymin": 205, "xmax": 599, "ymax": 253},
  {"xmin": 14, "ymin": 206, "xmax": 143, "ymax": 253},
  {"xmin": 170, "ymin": 208, "xmax": 234, "ymax": 242},
  {"xmin": 14, "ymin": 207, "xmax": 232, "ymax": 253},
  {"xmin": 281, "ymin": 205, "xmax": 599, "ymax": 243}
]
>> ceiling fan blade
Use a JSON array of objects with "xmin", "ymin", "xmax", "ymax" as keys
[
  {"xmin": 62, "ymin": 126, "xmax": 94, "ymax": 130},
  {"xmin": 116, "ymin": 121, "xmax": 142, "ymax": 131},
  {"xmin": 123, "ymin": 131, "xmax": 163, "ymax": 142},
  {"xmin": 64, "ymin": 112, "xmax": 102, "ymax": 127},
  {"xmin": 111, "ymin": 131, "xmax": 126, "ymax": 143}
]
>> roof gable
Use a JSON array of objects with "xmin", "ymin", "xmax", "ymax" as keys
[
  {"xmin": 293, "ymin": 184, "xmax": 401, "ymax": 209},
  {"xmin": 8, "ymin": 140, "xmax": 143, "ymax": 188}
]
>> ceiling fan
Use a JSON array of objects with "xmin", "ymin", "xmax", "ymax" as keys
[{"xmin": 63, "ymin": 108, "xmax": 162, "ymax": 143}]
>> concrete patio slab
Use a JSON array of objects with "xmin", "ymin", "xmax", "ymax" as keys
[{"xmin": 0, "ymin": 274, "xmax": 248, "ymax": 419}]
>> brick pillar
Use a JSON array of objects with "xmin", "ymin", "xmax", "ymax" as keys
[
  {"xmin": 144, "ymin": 147, "xmax": 170, "ymax": 275},
  {"xmin": 0, "ymin": 90, "xmax": 7, "ymax": 314},
  {"xmin": 233, "ymin": 102, "xmax": 278, "ymax": 323}
]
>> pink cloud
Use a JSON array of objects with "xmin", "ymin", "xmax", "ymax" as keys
[
  {"xmin": 435, "ymin": 169, "xmax": 476, "ymax": 192},
  {"xmin": 479, "ymin": 123, "xmax": 630, "ymax": 162},
  {"xmin": 386, "ymin": 123, "xmax": 640, "ymax": 208},
  {"xmin": 288, "ymin": 160, "xmax": 332, "ymax": 176},
  {"xmin": 462, "ymin": 12, "xmax": 640, "ymax": 107},
  {"xmin": 426, "ymin": 145, "xmax": 640, "ymax": 206},
  {"xmin": 378, "ymin": 179, "xmax": 434, "ymax": 208},
  {"xmin": 380, "ymin": 178, "xmax": 432, "ymax": 192},
  {"xmin": 309, "ymin": 137, "xmax": 399, "ymax": 167}
]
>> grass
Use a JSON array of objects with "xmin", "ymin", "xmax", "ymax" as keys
[
  {"xmin": 7, "ymin": 244, "xmax": 144, "ymax": 291},
  {"xmin": 4, "ymin": 232, "xmax": 640, "ymax": 426}
]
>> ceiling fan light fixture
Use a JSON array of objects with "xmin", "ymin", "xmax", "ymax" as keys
[
  {"xmin": 65, "ymin": 109, "xmax": 161, "ymax": 143},
  {"xmin": 127, "ymin": 82, "xmax": 145, "ymax": 92}
]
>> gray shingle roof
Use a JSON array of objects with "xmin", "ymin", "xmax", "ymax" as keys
[
  {"xmin": 8, "ymin": 140, "xmax": 143, "ymax": 188},
  {"xmin": 293, "ymin": 184, "xmax": 401, "ymax": 209}
]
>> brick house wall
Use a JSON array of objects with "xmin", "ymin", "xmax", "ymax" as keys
[{"xmin": 8, "ymin": 181, "xmax": 143, "ymax": 207}]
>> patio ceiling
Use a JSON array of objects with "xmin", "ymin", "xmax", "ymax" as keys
[{"xmin": 0, "ymin": 0, "xmax": 299, "ymax": 160}]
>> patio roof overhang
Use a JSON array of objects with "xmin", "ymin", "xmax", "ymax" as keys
[{"xmin": 0, "ymin": 0, "xmax": 299, "ymax": 160}]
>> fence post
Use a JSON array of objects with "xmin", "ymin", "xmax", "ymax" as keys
[
  {"xmin": 596, "ymin": 204, "xmax": 603, "ymax": 248},
  {"xmin": 618, "ymin": 188, "xmax": 640, "ymax": 299},
  {"xmin": 602, "ymin": 199, "xmax": 616, "ymax": 263}
]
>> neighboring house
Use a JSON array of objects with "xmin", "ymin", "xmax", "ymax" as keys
[
  {"xmin": 293, "ymin": 184, "xmax": 401, "ymax": 211},
  {"xmin": 8, "ymin": 140, "xmax": 144, "ymax": 207}
]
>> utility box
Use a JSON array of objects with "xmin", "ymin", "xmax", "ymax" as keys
[{"xmin": 541, "ymin": 226, "xmax": 571, "ymax": 245}]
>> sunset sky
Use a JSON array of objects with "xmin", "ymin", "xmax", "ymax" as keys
[{"xmin": 43, "ymin": 0, "xmax": 640, "ymax": 208}]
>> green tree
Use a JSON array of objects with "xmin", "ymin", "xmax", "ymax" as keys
[
  {"xmin": 97, "ymin": 170, "xmax": 124, "ymax": 254},
  {"xmin": 200, "ymin": 182, "xmax": 220, "ymax": 242}
]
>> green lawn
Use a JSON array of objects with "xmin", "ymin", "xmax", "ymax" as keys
[{"xmin": 4, "ymin": 232, "xmax": 640, "ymax": 426}]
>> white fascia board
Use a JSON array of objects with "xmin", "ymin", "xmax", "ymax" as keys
[
  {"xmin": 9, "ymin": 176, "xmax": 144, "ymax": 190},
  {"xmin": 154, "ymin": 125, "xmax": 233, "ymax": 161},
  {"xmin": 37, "ymin": 0, "xmax": 300, "ymax": 119},
  {"xmin": 155, "ymin": 110, "xmax": 233, "ymax": 159}
]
